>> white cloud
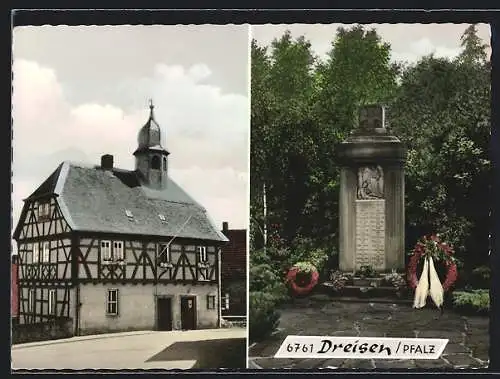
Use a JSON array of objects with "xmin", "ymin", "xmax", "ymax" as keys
[
  {"xmin": 188, "ymin": 64, "xmax": 212, "ymax": 82},
  {"xmin": 390, "ymin": 38, "xmax": 463, "ymax": 64},
  {"xmin": 12, "ymin": 59, "xmax": 249, "ymax": 241}
]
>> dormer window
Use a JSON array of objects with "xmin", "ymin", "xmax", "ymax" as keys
[
  {"xmin": 38, "ymin": 202, "xmax": 50, "ymax": 220},
  {"xmin": 125, "ymin": 209, "xmax": 134, "ymax": 219},
  {"xmin": 158, "ymin": 214, "xmax": 166, "ymax": 222}
]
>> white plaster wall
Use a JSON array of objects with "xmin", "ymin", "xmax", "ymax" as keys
[{"xmin": 78, "ymin": 283, "xmax": 219, "ymax": 334}]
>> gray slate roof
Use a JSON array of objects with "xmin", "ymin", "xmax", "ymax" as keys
[{"xmin": 15, "ymin": 161, "xmax": 228, "ymax": 243}]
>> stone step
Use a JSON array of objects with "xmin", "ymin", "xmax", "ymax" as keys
[{"xmin": 319, "ymin": 281, "xmax": 413, "ymax": 304}]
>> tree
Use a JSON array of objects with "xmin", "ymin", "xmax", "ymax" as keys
[
  {"xmin": 250, "ymin": 26, "xmax": 401, "ymax": 251},
  {"xmin": 458, "ymin": 24, "xmax": 489, "ymax": 65},
  {"xmin": 317, "ymin": 25, "xmax": 400, "ymax": 137},
  {"xmin": 389, "ymin": 25, "xmax": 490, "ymax": 268}
]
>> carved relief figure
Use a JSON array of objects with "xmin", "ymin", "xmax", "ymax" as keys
[{"xmin": 357, "ymin": 165, "xmax": 384, "ymax": 199}]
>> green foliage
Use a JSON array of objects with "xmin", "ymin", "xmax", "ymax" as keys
[
  {"xmin": 250, "ymin": 263, "xmax": 279, "ymax": 292},
  {"xmin": 292, "ymin": 261, "xmax": 316, "ymax": 273},
  {"xmin": 249, "ymin": 291, "xmax": 281, "ymax": 342},
  {"xmin": 251, "ymin": 24, "xmax": 490, "ymax": 288},
  {"xmin": 288, "ymin": 236, "xmax": 330, "ymax": 275},
  {"xmin": 388, "ymin": 26, "xmax": 490, "ymax": 267},
  {"xmin": 249, "ymin": 257, "xmax": 289, "ymax": 303},
  {"xmin": 251, "ymin": 25, "xmax": 399, "ymax": 248},
  {"xmin": 248, "ymin": 256, "xmax": 288, "ymax": 341},
  {"xmin": 452, "ymin": 289, "xmax": 490, "ymax": 314}
]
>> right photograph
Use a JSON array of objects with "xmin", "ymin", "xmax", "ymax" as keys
[{"xmin": 248, "ymin": 23, "xmax": 491, "ymax": 370}]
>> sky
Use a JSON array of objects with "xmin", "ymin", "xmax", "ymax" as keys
[
  {"xmin": 12, "ymin": 25, "xmax": 250, "ymax": 249},
  {"xmin": 251, "ymin": 23, "xmax": 491, "ymax": 64}
]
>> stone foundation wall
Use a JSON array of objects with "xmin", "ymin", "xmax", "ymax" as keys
[{"xmin": 11, "ymin": 317, "xmax": 73, "ymax": 345}]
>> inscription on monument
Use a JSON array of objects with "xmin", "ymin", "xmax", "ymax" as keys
[{"xmin": 355, "ymin": 199, "xmax": 385, "ymax": 271}]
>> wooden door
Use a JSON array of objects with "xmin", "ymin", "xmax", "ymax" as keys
[
  {"xmin": 180, "ymin": 296, "xmax": 196, "ymax": 330},
  {"xmin": 157, "ymin": 297, "xmax": 173, "ymax": 331}
]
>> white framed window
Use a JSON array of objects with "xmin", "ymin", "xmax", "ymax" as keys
[
  {"xmin": 113, "ymin": 241, "xmax": 124, "ymax": 261},
  {"xmin": 222, "ymin": 293, "xmax": 230, "ymax": 311},
  {"xmin": 49, "ymin": 289, "xmax": 56, "ymax": 315},
  {"xmin": 106, "ymin": 289, "xmax": 119, "ymax": 315},
  {"xmin": 28, "ymin": 289, "xmax": 35, "ymax": 313},
  {"xmin": 158, "ymin": 244, "xmax": 171, "ymax": 265},
  {"xmin": 101, "ymin": 240, "xmax": 112, "ymax": 261},
  {"xmin": 197, "ymin": 246, "xmax": 207, "ymax": 262},
  {"xmin": 42, "ymin": 241, "xmax": 50, "ymax": 263},
  {"xmin": 32, "ymin": 244, "xmax": 40, "ymax": 263},
  {"xmin": 207, "ymin": 294, "xmax": 216, "ymax": 310},
  {"xmin": 38, "ymin": 202, "xmax": 50, "ymax": 219}
]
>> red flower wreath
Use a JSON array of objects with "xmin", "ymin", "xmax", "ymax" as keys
[
  {"xmin": 407, "ymin": 234, "xmax": 458, "ymax": 292},
  {"xmin": 286, "ymin": 263, "xmax": 319, "ymax": 296}
]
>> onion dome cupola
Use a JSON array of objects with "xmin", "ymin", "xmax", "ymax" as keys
[{"xmin": 133, "ymin": 100, "xmax": 170, "ymax": 190}]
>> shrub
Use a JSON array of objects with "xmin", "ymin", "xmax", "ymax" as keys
[
  {"xmin": 250, "ymin": 262, "xmax": 289, "ymax": 303},
  {"xmin": 249, "ymin": 291, "xmax": 281, "ymax": 342},
  {"xmin": 452, "ymin": 289, "xmax": 490, "ymax": 315},
  {"xmin": 250, "ymin": 263, "xmax": 279, "ymax": 292},
  {"xmin": 288, "ymin": 236, "xmax": 330, "ymax": 276},
  {"xmin": 250, "ymin": 249, "xmax": 272, "ymax": 267}
]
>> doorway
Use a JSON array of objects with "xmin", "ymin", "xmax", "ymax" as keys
[
  {"xmin": 157, "ymin": 297, "xmax": 173, "ymax": 331},
  {"xmin": 180, "ymin": 296, "xmax": 197, "ymax": 330}
]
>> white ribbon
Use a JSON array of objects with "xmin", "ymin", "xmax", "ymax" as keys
[{"xmin": 413, "ymin": 256, "xmax": 444, "ymax": 309}]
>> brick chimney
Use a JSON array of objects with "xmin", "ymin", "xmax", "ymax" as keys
[
  {"xmin": 101, "ymin": 154, "xmax": 114, "ymax": 170},
  {"xmin": 222, "ymin": 222, "xmax": 229, "ymax": 234}
]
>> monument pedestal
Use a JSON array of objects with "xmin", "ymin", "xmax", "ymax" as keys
[
  {"xmin": 337, "ymin": 105, "xmax": 407, "ymax": 275},
  {"xmin": 326, "ymin": 105, "xmax": 408, "ymax": 302}
]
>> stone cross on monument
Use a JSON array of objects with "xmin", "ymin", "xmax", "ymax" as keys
[{"xmin": 336, "ymin": 105, "xmax": 407, "ymax": 273}]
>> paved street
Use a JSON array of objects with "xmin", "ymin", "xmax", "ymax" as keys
[
  {"xmin": 248, "ymin": 295, "xmax": 489, "ymax": 370},
  {"xmin": 12, "ymin": 328, "xmax": 247, "ymax": 370}
]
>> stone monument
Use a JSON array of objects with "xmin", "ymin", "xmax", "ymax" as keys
[{"xmin": 336, "ymin": 105, "xmax": 407, "ymax": 273}]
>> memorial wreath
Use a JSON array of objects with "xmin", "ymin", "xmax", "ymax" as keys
[
  {"xmin": 286, "ymin": 262, "xmax": 319, "ymax": 296},
  {"xmin": 407, "ymin": 234, "xmax": 459, "ymax": 309}
]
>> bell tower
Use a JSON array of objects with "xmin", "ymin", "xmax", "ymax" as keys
[{"xmin": 133, "ymin": 100, "xmax": 170, "ymax": 190}]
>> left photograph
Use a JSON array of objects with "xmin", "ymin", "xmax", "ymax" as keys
[{"xmin": 11, "ymin": 25, "xmax": 249, "ymax": 370}]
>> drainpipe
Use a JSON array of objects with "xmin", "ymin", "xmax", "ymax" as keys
[{"xmin": 75, "ymin": 286, "xmax": 80, "ymax": 336}]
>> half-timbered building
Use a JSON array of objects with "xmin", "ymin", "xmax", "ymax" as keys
[{"xmin": 13, "ymin": 102, "xmax": 228, "ymax": 336}]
